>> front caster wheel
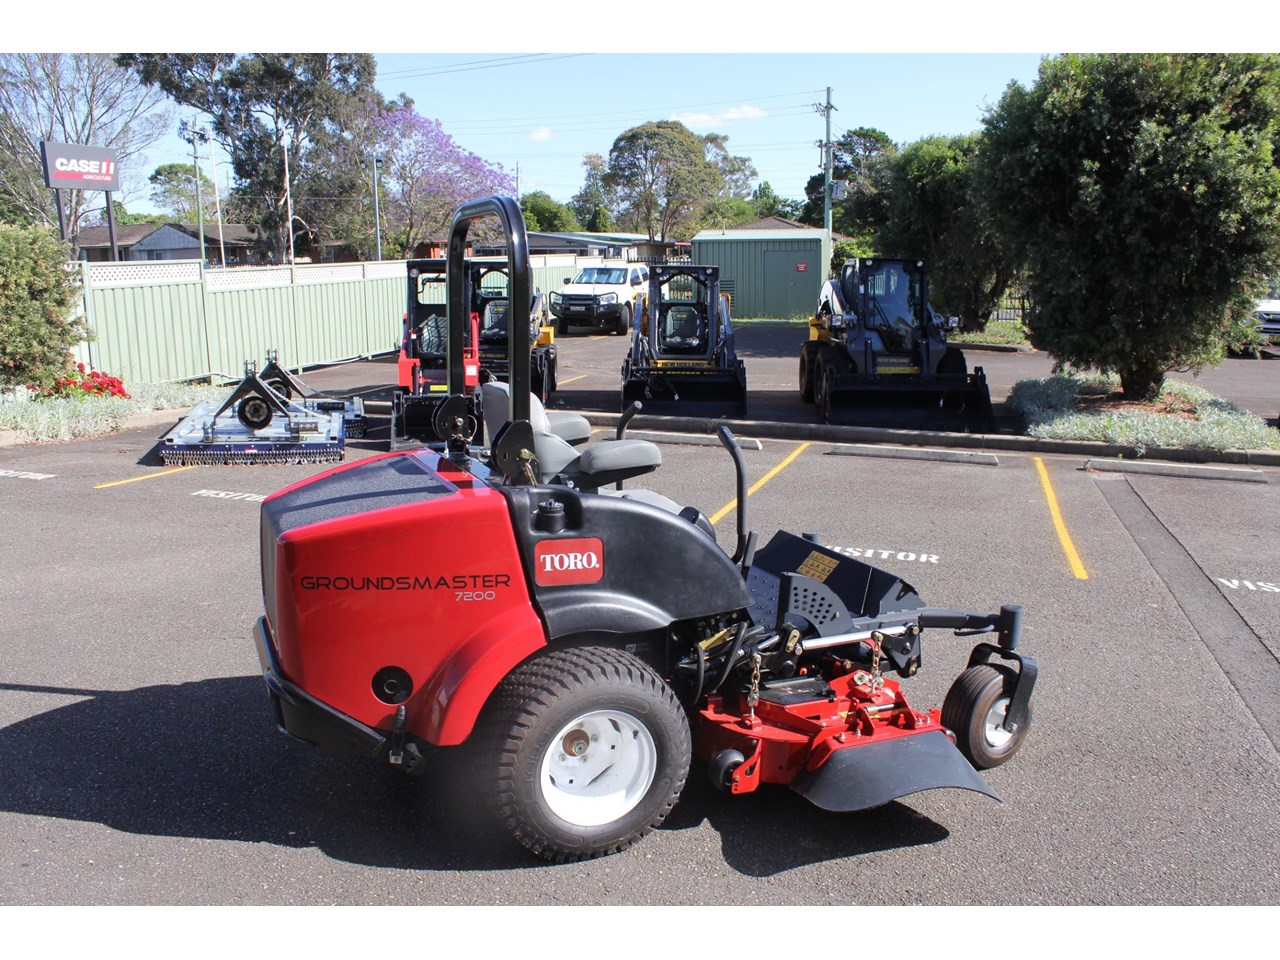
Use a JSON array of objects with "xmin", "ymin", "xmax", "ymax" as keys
[
  {"xmin": 707, "ymin": 749, "xmax": 745, "ymax": 792},
  {"xmin": 941, "ymin": 664, "xmax": 1031, "ymax": 769},
  {"xmin": 481, "ymin": 646, "xmax": 691, "ymax": 862}
]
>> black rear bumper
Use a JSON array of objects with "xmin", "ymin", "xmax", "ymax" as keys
[{"xmin": 252, "ymin": 616, "xmax": 387, "ymax": 758}]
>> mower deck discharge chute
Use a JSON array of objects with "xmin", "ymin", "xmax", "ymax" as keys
[
  {"xmin": 252, "ymin": 197, "xmax": 1036, "ymax": 862},
  {"xmin": 802, "ymin": 257, "xmax": 994, "ymax": 432},
  {"xmin": 161, "ymin": 352, "xmax": 364, "ymax": 466},
  {"xmin": 621, "ymin": 264, "xmax": 747, "ymax": 418}
]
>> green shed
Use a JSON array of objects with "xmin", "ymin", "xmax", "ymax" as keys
[{"xmin": 691, "ymin": 226, "xmax": 831, "ymax": 319}]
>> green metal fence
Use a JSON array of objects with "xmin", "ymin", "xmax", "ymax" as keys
[{"xmin": 72, "ymin": 254, "xmax": 606, "ymax": 384}]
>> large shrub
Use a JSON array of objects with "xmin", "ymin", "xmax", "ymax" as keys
[
  {"xmin": 980, "ymin": 54, "xmax": 1280, "ymax": 400},
  {"xmin": 0, "ymin": 223, "xmax": 86, "ymax": 390}
]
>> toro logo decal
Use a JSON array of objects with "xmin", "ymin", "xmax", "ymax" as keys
[{"xmin": 535, "ymin": 538, "xmax": 604, "ymax": 586}]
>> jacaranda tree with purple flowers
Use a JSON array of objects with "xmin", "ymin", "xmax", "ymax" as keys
[{"xmin": 374, "ymin": 107, "xmax": 515, "ymax": 259}]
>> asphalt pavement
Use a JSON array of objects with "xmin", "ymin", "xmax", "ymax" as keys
[{"xmin": 1, "ymin": 325, "xmax": 1278, "ymax": 913}]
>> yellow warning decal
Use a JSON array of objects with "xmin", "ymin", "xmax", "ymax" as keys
[{"xmin": 797, "ymin": 550, "xmax": 839, "ymax": 583}]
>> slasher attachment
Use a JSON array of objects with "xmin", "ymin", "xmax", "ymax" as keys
[{"xmin": 161, "ymin": 354, "xmax": 363, "ymax": 466}]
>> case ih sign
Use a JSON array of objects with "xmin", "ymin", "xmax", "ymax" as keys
[{"xmin": 41, "ymin": 141, "xmax": 120, "ymax": 192}]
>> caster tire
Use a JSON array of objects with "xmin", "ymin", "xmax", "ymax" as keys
[{"xmin": 941, "ymin": 664, "xmax": 1030, "ymax": 769}]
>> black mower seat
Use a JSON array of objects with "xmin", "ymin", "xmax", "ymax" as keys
[{"xmin": 481, "ymin": 382, "xmax": 660, "ymax": 490}]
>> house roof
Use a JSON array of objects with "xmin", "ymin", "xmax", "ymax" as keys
[
  {"xmin": 692, "ymin": 227, "xmax": 829, "ymax": 242},
  {"xmin": 731, "ymin": 215, "xmax": 813, "ymax": 231},
  {"xmin": 167, "ymin": 223, "xmax": 260, "ymax": 246},
  {"xmin": 75, "ymin": 224, "xmax": 166, "ymax": 248},
  {"xmin": 76, "ymin": 222, "xmax": 259, "ymax": 249}
]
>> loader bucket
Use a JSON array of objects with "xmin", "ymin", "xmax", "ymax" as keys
[
  {"xmin": 823, "ymin": 371, "xmax": 993, "ymax": 433},
  {"xmin": 790, "ymin": 729, "xmax": 999, "ymax": 812},
  {"xmin": 621, "ymin": 365, "xmax": 747, "ymax": 419}
]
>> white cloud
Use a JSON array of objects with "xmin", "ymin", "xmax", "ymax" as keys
[
  {"xmin": 530, "ymin": 126, "xmax": 554, "ymax": 142},
  {"xmin": 668, "ymin": 105, "xmax": 767, "ymax": 128}
]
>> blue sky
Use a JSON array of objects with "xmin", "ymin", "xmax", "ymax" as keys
[
  {"xmin": 368, "ymin": 53, "xmax": 1048, "ymax": 205},
  {"xmin": 131, "ymin": 51, "xmax": 1046, "ymax": 213}
]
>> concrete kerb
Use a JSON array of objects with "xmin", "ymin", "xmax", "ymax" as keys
[
  {"xmin": 6, "ymin": 401, "xmax": 1278, "ymax": 476},
  {"xmin": 579, "ymin": 411, "xmax": 1280, "ymax": 470},
  {"xmin": 1082, "ymin": 459, "xmax": 1270, "ymax": 483}
]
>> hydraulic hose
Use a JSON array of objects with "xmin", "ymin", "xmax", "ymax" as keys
[{"xmin": 708, "ymin": 622, "xmax": 749, "ymax": 695}]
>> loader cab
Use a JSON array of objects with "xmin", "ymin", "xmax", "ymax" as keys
[
  {"xmin": 648, "ymin": 267, "xmax": 720, "ymax": 361},
  {"xmin": 658, "ymin": 304, "xmax": 708, "ymax": 355},
  {"xmin": 405, "ymin": 261, "xmax": 452, "ymax": 368},
  {"xmin": 849, "ymin": 259, "xmax": 928, "ymax": 354}
]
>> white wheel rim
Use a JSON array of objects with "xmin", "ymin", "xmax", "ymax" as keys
[
  {"xmin": 983, "ymin": 697, "xmax": 1014, "ymax": 749},
  {"xmin": 539, "ymin": 709, "xmax": 657, "ymax": 827}
]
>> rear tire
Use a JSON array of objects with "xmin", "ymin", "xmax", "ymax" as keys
[
  {"xmin": 941, "ymin": 664, "xmax": 1030, "ymax": 769},
  {"xmin": 481, "ymin": 646, "xmax": 691, "ymax": 862},
  {"xmin": 799, "ymin": 344, "xmax": 817, "ymax": 403}
]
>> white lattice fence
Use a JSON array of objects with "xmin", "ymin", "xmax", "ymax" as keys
[{"xmin": 87, "ymin": 260, "xmax": 202, "ymax": 288}]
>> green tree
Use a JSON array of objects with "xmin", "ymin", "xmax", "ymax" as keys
[
  {"xmin": 148, "ymin": 162, "xmax": 216, "ymax": 221},
  {"xmin": 117, "ymin": 54, "xmax": 381, "ymax": 262},
  {"xmin": 569, "ymin": 153, "xmax": 613, "ymax": 232},
  {"xmin": 750, "ymin": 181, "xmax": 802, "ymax": 220},
  {"xmin": 82, "ymin": 199, "xmax": 164, "ymax": 227},
  {"xmin": 0, "ymin": 224, "xmax": 86, "ymax": 389},
  {"xmin": 873, "ymin": 135, "xmax": 1012, "ymax": 332},
  {"xmin": 604, "ymin": 120, "xmax": 721, "ymax": 241},
  {"xmin": 703, "ymin": 132, "xmax": 756, "ymax": 200},
  {"xmin": 800, "ymin": 127, "xmax": 896, "ymax": 238},
  {"xmin": 980, "ymin": 53, "xmax": 1280, "ymax": 399},
  {"xmin": 521, "ymin": 191, "xmax": 581, "ymax": 232}
]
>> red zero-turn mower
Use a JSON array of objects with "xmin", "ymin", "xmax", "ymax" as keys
[{"xmin": 253, "ymin": 197, "xmax": 1037, "ymax": 862}]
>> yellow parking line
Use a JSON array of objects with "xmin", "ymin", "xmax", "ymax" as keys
[
  {"xmin": 94, "ymin": 466, "xmax": 195, "ymax": 489},
  {"xmin": 1033, "ymin": 456, "xmax": 1088, "ymax": 580},
  {"xmin": 556, "ymin": 375, "xmax": 586, "ymax": 387},
  {"xmin": 709, "ymin": 442, "xmax": 810, "ymax": 526}
]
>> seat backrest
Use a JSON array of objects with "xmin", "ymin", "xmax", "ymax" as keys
[{"xmin": 481, "ymin": 381, "xmax": 577, "ymax": 482}]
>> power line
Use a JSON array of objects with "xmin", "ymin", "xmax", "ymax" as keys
[
  {"xmin": 435, "ymin": 89, "xmax": 824, "ymax": 128},
  {"xmin": 377, "ymin": 53, "xmax": 590, "ymax": 81}
]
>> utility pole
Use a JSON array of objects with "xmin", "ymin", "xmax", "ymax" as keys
[
  {"xmin": 179, "ymin": 119, "xmax": 210, "ymax": 265},
  {"xmin": 813, "ymin": 87, "xmax": 837, "ymax": 233},
  {"xmin": 209, "ymin": 137, "xmax": 226, "ymax": 267},
  {"xmin": 283, "ymin": 139, "xmax": 295, "ymax": 265}
]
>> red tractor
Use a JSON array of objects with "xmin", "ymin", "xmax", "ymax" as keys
[{"xmin": 254, "ymin": 197, "xmax": 1037, "ymax": 862}]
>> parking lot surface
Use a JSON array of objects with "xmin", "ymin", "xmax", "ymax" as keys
[{"xmin": 2, "ymin": 326, "xmax": 1278, "ymax": 908}]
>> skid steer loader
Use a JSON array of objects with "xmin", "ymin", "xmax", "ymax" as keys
[
  {"xmin": 391, "ymin": 259, "xmax": 483, "ymax": 449},
  {"xmin": 620, "ymin": 264, "xmax": 747, "ymax": 418},
  {"xmin": 253, "ymin": 197, "xmax": 1036, "ymax": 863},
  {"xmin": 801, "ymin": 258, "xmax": 993, "ymax": 431}
]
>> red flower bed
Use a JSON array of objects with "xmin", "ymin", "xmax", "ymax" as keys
[{"xmin": 28, "ymin": 363, "xmax": 131, "ymax": 400}]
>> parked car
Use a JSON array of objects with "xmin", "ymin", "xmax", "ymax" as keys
[
  {"xmin": 548, "ymin": 263, "xmax": 648, "ymax": 335},
  {"xmin": 1252, "ymin": 281, "xmax": 1280, "ymax": 345}
]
